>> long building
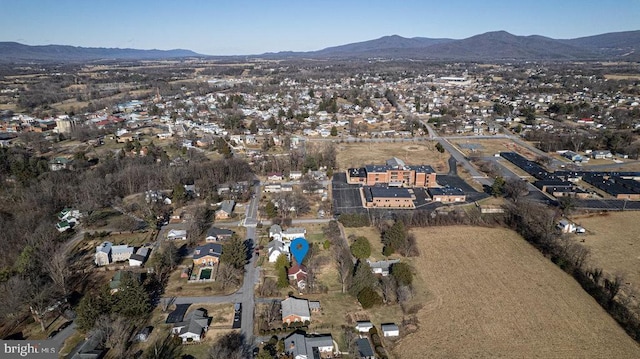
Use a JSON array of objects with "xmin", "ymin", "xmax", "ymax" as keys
[
  {"xmin": 348, "ymin": 157, "xmax": 437, "ymax": 187},
  {"xmin": 363, "ymin": 186, "xmax": 416, "ymax": 208}
]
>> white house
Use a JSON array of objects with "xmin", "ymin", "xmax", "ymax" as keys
[
  {"xmin": 282, "ymin": 227, "xmax": 306, "ymax": 241},
  {"xmin": 289, "ymin": 171, "xmax": 303, "ymax": 180},
  {"xmin": 129, "ymin": 247, "xmax": 150, "ymax": 267},
  {"xmin": 285, "ymin": 332, "xmax": 334, "ymax": 359},
  {"xmin": 95, "ymin": 241, "xmax": 113, "ymax": 266},
  {"xmin": 267, "ymin": 240, "xmax": 289, "ymax": 263},
  {"xmin": 171, "ymin": 309, "xmax": 210, "ymax": 343},
  {"xmin": 111, "ymin": 245, "xmax": 134, "ymax": 262},
  {"xmin": 167, "ymin": 229, "xmax": 187, "ymax": 241},
  {"xmin": 367, "ymin": 259, "xmax": 400, "ymax": 276},
  {"xmin": 355, "ymin": 321, "xmax": 374, "ymax": 333},
  {"xmin": 381, "ymin": 323, "xmax": 400, "ymax": 337}
]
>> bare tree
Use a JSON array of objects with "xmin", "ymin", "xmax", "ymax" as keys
[
  {"xmin": 217, "ymin": 263, "xmax": 241, "ymax": 290},
  {"xmin": 95, "ymin": 315, "xmax": 133, "ymax": 358},
  {"xmin": 257, "ymin": 278, "xmax": 279, "ymax": 297},
  {"xmin": 208, "ymin": 332, "xmax": 251, "ymax": 359},
  {"xmin": 42, "ymin": 248, "xmax": 70, "ymax": 298},
  {"xmin": 333, "ymin": 245, "xmax": 353, "ymax": 294},
  {"xmin": 503, "ymin": 178, "xmax": 529, "ymax": 203},
  {"xmin": 397, "ymin": 285, "xmax": 413, "ymax": 305},
  {"xmin": 380, "ymin": 276, "xmax": 398, "ymax": 304},
  {"xmin": 563, "ymin": 241, "xmax": 590, "ymax": 269},
  {"xmin": 604, "ymin": 274, "xmax": 624, "ymax": 305}
]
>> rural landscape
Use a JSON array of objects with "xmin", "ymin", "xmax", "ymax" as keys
[{"xmin": 2, "ymin": 1, "xmax": 640, "ymax": 358}]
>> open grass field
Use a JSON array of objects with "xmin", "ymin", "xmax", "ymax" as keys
[
  {"xmin": 395, "ymin": 226, "xmax": 640, "ymax": 358},
  {"xmin": 452, "ymin": 138, "xmax": 516, "ymax": 157},
  {"xmin": 343, "ymin": 226, "xmax": 395, "ymax": 262},
  {"xmin": 570, "ymin": 212, "xmax": 640, "ymax": 297},
  {"xmin": 335, "ymin": 141, "xmax": 449, "ymax": 172}
]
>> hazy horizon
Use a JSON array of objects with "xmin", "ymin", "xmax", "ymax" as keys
[{"xmin": 1, "ymin": 0, "xmax": 639, "ymax": 56}]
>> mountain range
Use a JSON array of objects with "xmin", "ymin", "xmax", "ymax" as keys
[
  {"xmin": 0, "ymin": 42, "xmax": 200, "ymax": 63},
  {"xmin": 1, "ymin": 30, "xmax": 639, "ymax": 63}
]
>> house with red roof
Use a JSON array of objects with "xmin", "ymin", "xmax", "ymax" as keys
[{"xmin": 287, "ymin": 264, "xmax": 308, "ymax": 290}]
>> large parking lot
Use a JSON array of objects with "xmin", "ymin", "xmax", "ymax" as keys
[
  {"xmin": 332, "ymin": 172, "xmax": 367, "ymax": 215},
  {"xmin": 332, "ymin": 172, "xmax": 487, "ymax": 214}
]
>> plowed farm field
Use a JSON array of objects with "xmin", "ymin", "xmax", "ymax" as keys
[{"xmin": 395, "ymin": 226, "xmax": 640, "ymax": 358}]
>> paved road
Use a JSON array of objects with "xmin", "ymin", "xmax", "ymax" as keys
[
  {"xmin": 48, "ymin": 321, "xmax": 77, "ymax": 354},
  {"xmin": 238, "ymin": 181, "xmax": 261, "ymax": 342}
]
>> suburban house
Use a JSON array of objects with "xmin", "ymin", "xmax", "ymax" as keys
[
  {"xmin": 70, "ymin": 330, "xmax": 105, "ymax": 359},
  {"xmin": 381, "ymin": 323, "xmax": 400, "ymax": 337},
  {"xmin": 592, "ymin": 150, "xmax": 613, "ymax": 159},
  {"xmin": 355, "ymin": 321, "xmax": 374, "ymax": 333},
  {"xmin": 285, "ymin": 332, "xmax": 335, "ymax": 359},
  {"xmin": 129, "ymin": 247, "xmax": 150, "ymax": 267},
  {"xmin": 268, "ymin": 239, "xmax": 290, "ymax": 263},
  {"xmin": 281, "ymin": 297, "xmax": 311, "ymax": 324},
  {"xmin": 357, "ymin": 338, "xmax": 375, "ymax": 359},
  {"xmin": 270, "ymin": 224, "xmax": 307, "ymax": 242},
  {"xmin": 562, "ymin": 151, "xmax": 583, "ymax": 162},
  {"xmin": 264, "ymin": 183, "xmax": 282, "ymax": 193},
  {"xmin": 267, "ymin": 172, "xmax": 284, "ymax": 181},
  {"xmin": 56, "ymin": 208, "xmax": 82, "ymax": 232},
  {"xmin": 55, "ymin": 220, "xmax": 73, "ymax": 232},
  {"xmin": 287, "ymin": 264, "xmax": 308, "ymax": 290},
  {"xmin": 289, "ymin": 171, "xmax": 303, "ymax": 180},
  {"xmin": 367, "ymin": 259, "xmax": 400, "ymax": 276},
  {"xmin": 58, "ymin": 208, "xmax": 81, "ymax": 221},
  {"xmin": 193, "ymin": 243, "xmax": 223, "ymax": 266},
  {"xmin": 215, "ymin": 200, "xmax": 235, "ymax": 219},
  {"xmin": 205, "ymin": 227, "xmax": 234, "ymax": 242},
  {"xmin": 167, "ymin": 229, "xmax": 187, "ymax": 241},
  {"xmin": 49, "ymin": 157, "xmax": 71, "ymax": 171},
  {"xmin": 171, "ymin": 308, "xmax": 210, "ymax": 343},
  {"xmin": 94, "ymin": 242, "xmax": 113, "ymax": 266},
  {"xmin": 347, "ymin": 157, "xmax": 437, "ymax": 187},
  {"xmin": 112, "ymin": 244, "xmax": 134, "ymax": 263}
]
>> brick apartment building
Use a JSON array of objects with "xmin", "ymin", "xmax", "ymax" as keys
[{"xmin": 348, "ymin": 157, "xmax": 437, "ymax": 187}]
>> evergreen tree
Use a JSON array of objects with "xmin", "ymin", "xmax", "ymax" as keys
[
  {"xmin": 391, "ymin": 262, "xmax": 413, "ymax": 286},
  {"xmin": 274, "ymin": 254, "xmax": 289, "ymax": 289},
  {"xmin": 382, "ymin": 221, "xmax": 406, "ymax": 256},
  {"xmin": 491, "ymin": 176, "xmax": 506, "ymax": 197},
  {"xmin": 221, "ymin": 237, "xmax": 247, "ymax": 269},
  {"xmin": 350, "ymin": 236, "xmax": 371, "ymax": 260},
  {"xmin": 349, "ymin": 260, "xmax": 377, "ymax": 297},
  {"xmin": 112, "ymin": 273, "xmax": 150, "ymax": 318}
]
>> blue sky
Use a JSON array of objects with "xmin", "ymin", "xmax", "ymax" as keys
[{"xmin": 1, "ymin": 0, "xmax": 638, "ymax": 55}]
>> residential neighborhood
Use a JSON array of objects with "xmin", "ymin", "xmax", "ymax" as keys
[{"xmin": 2, "ymin": 14, "xmax": 640, "ymax": 359}]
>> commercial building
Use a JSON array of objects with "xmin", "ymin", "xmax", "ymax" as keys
[{"xmin": 348, "ymin": 157, "xmax": 436, "ymax": 188}]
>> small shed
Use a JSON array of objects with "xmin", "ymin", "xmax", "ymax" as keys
[
  {"xmin": 381, "ymin": 323, "xmax": 399, "ymax": 337},
  {"xmin": 355, "ymin": 321, "xmax": 373, "ymax": 333}
]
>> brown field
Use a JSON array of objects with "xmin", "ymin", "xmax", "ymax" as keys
[
  {"xmin": 570, "ymin": 212, "xmax": 640, "ymax": 297},
  {"xmin": 335, "ymin": 141, "xmax": 449, "ymax": 172},
  {"xmin": 453, "ymin": 138, "xmax": 518, "ymax": 158},
  {"xmin": 604, "ymin": 74, "xmax": 640, "ymax": 80},
  {"xmin": 395, "ymin": 226, "xmax": 640, "ymax": 358}
]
